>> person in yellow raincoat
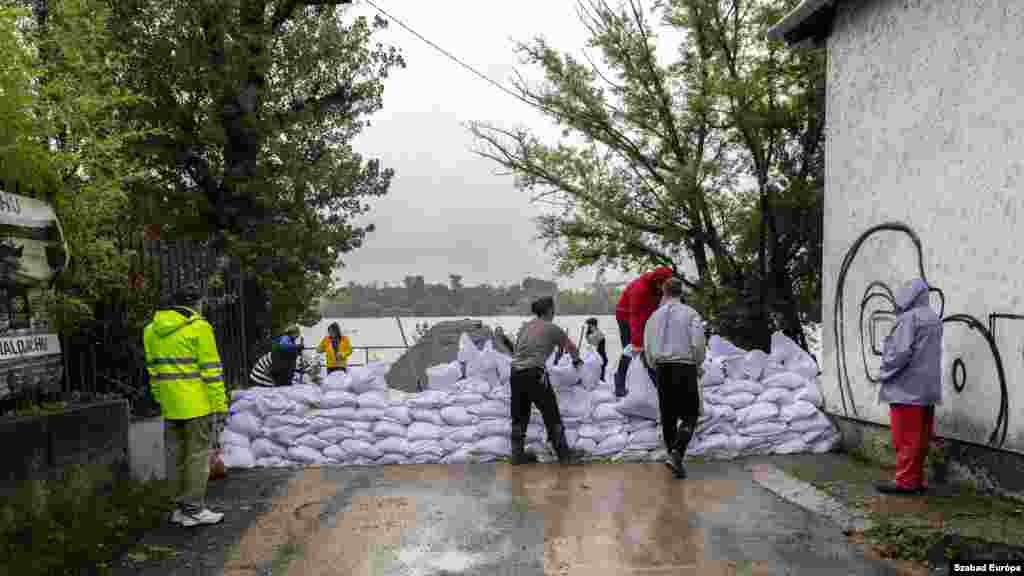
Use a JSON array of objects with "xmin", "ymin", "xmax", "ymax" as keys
[
  {"xmin": 317, "ymin": 322, "xmax": 352, "ymax": 374},
  {"xmin": 143, "ymin": 284, "xmax": 227, "ymax": 527}
]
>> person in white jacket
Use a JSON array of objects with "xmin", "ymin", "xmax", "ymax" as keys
[{"xmin": 643, "ymin": 277, "xmax": 706, "ymax": 478}]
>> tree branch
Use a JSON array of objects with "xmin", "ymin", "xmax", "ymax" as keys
[{"xmin": 271, "ymin": 0, "xmax": 353, "ymax": 34}]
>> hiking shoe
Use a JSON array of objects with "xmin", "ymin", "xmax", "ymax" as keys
[{"xmin": 176, "ymin": 508, "xmax": 224, "ymax": 527}]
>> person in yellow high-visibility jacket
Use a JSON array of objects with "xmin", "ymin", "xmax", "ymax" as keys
[
  {"xmin": 143, "ymin": 284, "xmax": 227, "ymax": 528},
  {"xmin": 317, "ymin": 322, "xmax": 352, "ymax": 374}
]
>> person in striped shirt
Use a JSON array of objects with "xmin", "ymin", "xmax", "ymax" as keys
[{"xmin": 249, "ymin": 349, "xmax": 315, "ymax": 387}]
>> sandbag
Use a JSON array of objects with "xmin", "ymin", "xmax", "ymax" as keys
[
  {"xmin": 793, "ymin": 386, "xmax": 823, "ymax": 407},
  {"xmin": 468, "ymin": 341, "xmax": 501, "ymax": 386},
  {"xmin": 220, "ymin": 428, "xmax": 251, "ymax": 448},
  {"xmin": 720, "ymin": 379, "xmax": 764, "ymax": 396},
  {"xmin": 800, "ymin": 427, "xmax": 831, "ymax": 444},
  {"xmin": 349, "ymin": 366, "xmax": 388, "ymax": 394},
  {"xmin": 769, "ymin": 331, "xmax": 818, "ymax": 379},
  {"xmin": 574, "ymin": 437, "xmax": 597, "ymax": 452},
  {"xmin": 718, "ymin": 392, "xmax": 757, "ymax": 409},
  {"xmin": 738, "ymin": 421, "xmax": 788, "ymax": 437},
  {"xmin": 441, "ymin": 406, "xmax": 479, "ymax": 426},
  {"xmin": 442, "ymin": 448, "xmax": 474, "ymax": 464},
  {"xmin": 579, "ymin": 350, "xmax": 603, "ymax": 389},
  {"xmin": 616, "ymin": 359, "xmax": 659, "ymax": 420},
  {"xmin": 318, "ymin": 426, "xmax": 353, "ymax": 443},
  {"xmin": 473, "ymin": 436, "xmax": 510, "ymax": 456},
  {"xmin": 408, "ymin": 390, "xmax": 450, "ymax": 408},
  {"xmin": 408, "ymin": 439, "xmax": 446, "ymax": 458},
  {"xmin": 267, "ymin": 425, "xmax": 307, "ymax": 445},
  {"xmin": 351, "ymin": 429, "xmax": 377, "ymax": 442},
  {"xmin": 456, "ymin": 377, "xmax": 492, "ymax": 395},
  {"xmin": 426, "ymin": 361, "xmax": 462, "ymax": 390},
  {"xmin": 254, "ymin": 393, "xmax": 301, "ymax": 417},
  {"xmin": 545, "ymin": 350, "xmax": 580, "ymax": 389},
  {"xmin": 592, "ymin": 402, "xmax": 626, "ymax": 422},
  {"xmin": 376, "ymin": 453, "xmax": 409, "ymax": 465},
  {"xmin": 349, "ymin": 420, "xmax": 372, "ymax": 431},
  {"xmin": 762, "ymin": 372, "xmax": 809, "ymax": 390},
  {"xmin": 228, "ymin": 412, "xmax": 262, "ymax": 438},
  {"xmin": 409, "ymin": 408, "xmax": 445, "ymax": 426},
  {"xmin": 558, "ymin": 389, "xmax": 591, "ymax": 419},
  {"xmin": 351, "ymin": 408, "xmax": 387, "ymax": 422},
  {"xmin": 324, "ymin": 370, "xmax": 352, "ymax": 390},
  {"xmin": 626, "ymin": 419, "xmax": 658, "ymax": 433},
  {"xmin": 449, "ymin": 426, "xmax": 480, "ymax": 443},
  {"xmin": 251, "ymin": 438, "xmax": 288, "ymax": 459},
  {"xmin": 525, "ymin": 425, "xmax": 545, "ymax": 443},
  {"xmin": 451, "ymin": 393, "xmax": 485, "ymax": 406},
  {"xmin": 265, "ymin": 414, "xmax": 307, "ymax": 429},
  {"xmin": 687, "ymin": 433, "xmax": 732, "ymax": 455},
  {"xmin": 577, "ymin": 424, "xmax": 604, "ymax": 440},
  {"xmin": 773, "ymin": 437, "xmax": 810, "ymax": 454},
  {"xmin": 589, "ymin": 388, "xmax": 617, "ymax": 406},
  {"xmin": 372, "ymin": 421, "xmax": 407, "ymax": 438},
  {"xmin": 467, "ymin": 400, "xmax": 508, "ymax": 418},
  {"xmin": 701, "ymin": 357, "xmax": 727, "ymax": 387},
  {"xmin": 255, "ymin": 457, "xmax": 289, "ymax": 468},
  {"xmin": 379, "ymin": 406, "xmax": 412, "ymax": 425},
  {"xmin": 407, "ymin": 421, "xmax": 445, "ymax": 441},
  {"xmin": 457, "ymin": 333, "xmax": 481, "ymax": 365},
  {"xmin": 221, "ymin": 445, "xmax": 255, "ymax": 469},
  {"xmin": 440, "ymin": 437, "xmax": 461, "ymax": 453},
  {"xmin": 780, "ymin": 400, "xmax": 819, "ymax": 422},
  {"xmin": 323, "ymin": 445, "xmax": 348, "ymax": 462},
  {"xmin": 357, "ymin": 391, "xmax": 389, "ymax": 410},
  {"xmin": 696, "ymin": 419, "xmax": 736, "ymax": 437},
  {"xmin": 629, "ymin": 427, "xmax": 661, "ymax": 448},
  {"xmin": 321, "ymin": 390, "xmax": 358, "ymax": 408},
  {"xmin": 723, "ymin": 356, "xmax": 747, "ymax": 379},
  {"xmin": 341, "ymin": 439, "xmax": 383, "ymax": 460},
  {"xmin": 477, "ymin": 419, "xmax": 511, "ymax": 438},
  {"xmin": 742, "ymin": 350, "xmax": 769, "ymax": 381},
  {"xmin": 757, "ymin": 388, "xmax": 794, "ymax": 405},
  {"xmin": 306, "ymin": 417, "xmax": 334, "ymax": 433},
  {"xmin": 280, "ymin": 385, "xmax": 323, "ymax": 407},
  {"xmin": 295, "ymin": 434, "xmax": 331, "ymax": 451},
  {"xmin": 708, "ymin": 335, "xmax": 745, "ymax": 358},
  {"xmin": 735, "ymin": 402, "xmax": 780, "ymax": 426},
  {"xmin": 593, "ymin": 433, "xmax": 628, "ymax": 455}
]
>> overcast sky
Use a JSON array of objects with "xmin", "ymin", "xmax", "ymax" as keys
[{"xmin": 338, "ymin": 0, "xmax": 674, "ymax": 290}]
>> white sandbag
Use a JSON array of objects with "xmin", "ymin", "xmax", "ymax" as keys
[
  {"xmin": 780, "ymin": 400, "xmax": 819, "ymax": 422},
  {"xmin": 793, "ymin": 386, "xmax": 823, "ymax": 407},
  {"xmin": 372, "ymin": 421, "xmax": 407, "ymax": 438},
  {"xmin": 718, "ymin": 392, "xmax": 757, "ymax": 409},
  {"xmin": 265, "ymin": 414, "xmax": 307, "ymax": 429},
  {"xmin": 616, "ymin": 359, "xmax": 660, "ymax": 420},
  {"xmin": 341, "ymin": 439, "xmax": 383, "ymax": 460},
  {"xmin": 598, "ymin": 422, "xmax": 625, "ymax": 437},
  {"xmin": 787, "ymin": 413, "xmax": 832, "ymax": 433},
  {"xmin": 735, "ymin": 402, "xmax": 780, "ymax": 426},
  {"xmin": 251, "ymin": 438, "xmax": 288, "ymax": 459},
  {"xmin": 323, "ymin": 445, "xmax": 348, "ymax": 462},
  {"xmin": 574, "ymin": 437, "xmax": 597, "ymax": 452},
  {"xmin": 762, "ymin": 372, "xmax": 809, "ymax": 390},
  {"xmin": 449, "ymin": 426, "xmax": 480, "ymax": 443},
  {"xmin": 408, "ymin": 439, "xmax": 446, "ymax": 458},
  {"xmin": 757, "ymin": 388, "xmax": 794, "ymax": 405},
  {"xmin": 720, "ymin": 379, "xmax": 764, "ymax": 396},
  {"xmin": 357, "ymin": 391, "xmax": 389, "ymax": 410},
  {"xmin": 687, "ymin": 433, "xmax": 732, "ymax": 455},
  {"xmin": 592, "ymin": 402, "xmax": 626, "ymax": 422},
  {"xmin": 375, "ymin": 436, "xmax": 411, "ymax": 455},
  {"xmin": 742, "ymin": 350, "xmax": 769, "ymax": 380},
  {"xmin": 231, "ymin": 389, "xmax": 254, "ymax": 403},
  {"xmin": 306, "ymin": 417, "xmax": 334, "ymax": 433},
  {"xmin": 351, "ymin": 429, "xmax": 377, "ymax": 442},
  {"xmin": 324, "ymin": 370, "xmax": 352, "ymax": 390},
  {"xmin": 321, "ymin": 390, "xmax": 358, "ymax": 408},
  {"xmin": 477, "ymin": 419, "xmax": 511, "ymax": 438},
  {"xmin": 229, "ymin": 396, "xmax": 259, "ymax": 416},
  {"xmin": 351, "ymin": 408, "xmax": 387, "ymax": 422},
  {"xmin": 318, "ymin": 426, "xmax": 353, "ymax": 443},
  {"xmin": 800, "ymin": 427, "xmax": 831, "ymax": 444},
  {"xmin": 441, "ymin": 406, "xmax": 479, "ymax": 426},
  {"xmin": 426, "ymin": 361, "xmax": 462, "ymax": 390},
  {"xmin": 254, "ymin": 393, "xmax": 301, "ymax": 417},
  {"xmin": 350, "ymin": 372, "xmax": 388, "ymax": 395},
  {"xmin": 348, "ymin": 420, "xmax": 372, "ymax": 431},
  {"xmin": 723, "ymin": 356, "xmax": 747, "ymax": 379},
  {"xmin": 456, "ymin": 378, "xmax": 492, "ymax": 395},
  {"xmin": 738, "ymin": 421, "xmax": 788, "ymax": 437},
  {"xmin": 467, "ymin": 400, "xmax": 509, "ymax": 418},
  {"xmin": 220, "ymin": 428, "xmax": 251, "ymax": 448},
  {"xmin": 709, "ymin": 335, "xmax": 745, "ymax": 358},
  {"xmin": 279, "ymin": 385, "xmax": 322, "ymax": 407},
  {"xmin": 311, "ymin": 407, "xmax": 358, "ymax": 422},
  {"xmin": 524, "ymin": 424, "xmax": 545, "ymax": 443},
  {"xmin": 589, "ymin": 388, "xmax": 617, "ymax": 406},
  {"xmin": 593, "ymin": 433, "xmax": 628, "ymax": 455},
  {"xmin": 228, "ymin": 412, "xmax": 262, "ymax": 438},
  {"xmin": 267, "ymin": 425, "xmax": 307, "ymax": 445},
  {"xmin": 769, "ymin": 331, "xmax": 818, "ymax": 379},
  {"xmin": 222, "ymin": 445, "xmax": 255, "ymax": 469},
  {"xmin": 408, "ymin": 407, "xmax": 442, "ymax": 425},
  {"xmin": 348, "ymin": 457, "xmax": 376, "ymax": 466},
  {"xmin": 457, "ymin": 333, "xmax": 481, "ymax": 364},
  {"xmin": 577, "ymin": 424, "xmax": 604, "ymax": 440},
  {"xmin": 558, "ymin": 389, "xmax": 592, "ymax": 420},
  {"xmin": 626, "ymin": 419, "xmax": 658, "ymax": 433},
  {"xmin": 579, "ymin": 350, "xmax": 603, "ymax": 389},
  {"xmin": 696, "ymin": 419, "xmax": 736, "ymax": 437},
  {"xmin": 761, "ymin": 361, "xmax": 787, "ymax": 379},
  {"xmin": 441, "ymin": 449, "xmax": 472, "ymax": 464},
  {"xmin": 467, "ymin": 341, "xmax": 501, "ymax": 385},
  {"xmin": 376, "ymin": 453, "xmax": 409, "ymax": 465},
  {"xmin": 440, "ymin": 437, "xmax": 461, "ymax": 453},
  {"xmin": 473, "ymin": 436, "xmax": 510, "ymax": 456},
  {"xmin": 255, "ymin": 457, "xmax": 289, "ymax": 468},
  {"xmin": 295, "ymin": 434, "xmax": 331, "ymax": 451},
  {"xmin": 495, "ymin": 352, "xmax": 512, "ymax": 384},
  {"xmin": 564, "ymin": 429, "xmax": 579, "ymax": 447},
  {"xmin": 629, "ymin": 427, "xmax": 662, "ymax": 448},
  {"xmin": 774, "ymin": 437, "xmax": 810, "ymax": 454},
  {"xmin": 408, "ymin": 390, "xmax": 450, "ymax": 408},
  {"xmin": 486, "ymin": 386, "xmax": 511, "ymax": 401},
  {"xmin": 545, "ymin": 350, "xmax": 580, "ymax": 389},
  {"xmin": 407, "ymin": 421, "xmax": 445, "ymax": 441},
  {"xmin": 379, "ymin": 406, "xmax": 412, "ymax": 425},
  {"xmin": 810, "ymin": 434, "xmax": 838, "ymax": 453},
  {"xmin": 451, "ymin": 393, "xmax": 485, "ymax": 406}
]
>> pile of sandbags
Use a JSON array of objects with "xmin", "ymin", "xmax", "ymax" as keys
[{"xmin": 220, "ymin": 330, "xmax": 838, "ymax": 470}]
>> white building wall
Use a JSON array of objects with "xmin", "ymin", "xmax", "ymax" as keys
[{"xmin": 823, "ymin": 0, "xmax": 1024, "ymax": 453}]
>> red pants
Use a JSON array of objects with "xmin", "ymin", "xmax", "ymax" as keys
[{"xmin": 889, "ymin": 404, "xmax": 935, "ymax": 489}]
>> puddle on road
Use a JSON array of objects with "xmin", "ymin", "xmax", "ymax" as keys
[{"xmin": 222, "ymin": 462, "xmax": 748, "ymax": 575}]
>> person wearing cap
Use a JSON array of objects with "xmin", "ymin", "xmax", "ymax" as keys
[
  {"xmin": 875, "ymin": 278, "xmax": 943, "ymax": 495},
  {"xmin": 613, "ymin": 267, "xmax": 674, "ymax": 396},
  {"xmin": 269, "ymin": 324, "xmax": 304, "ymax": 387},
  {"xmin": 643, "ymin": 278, "xmax": 705, "ymax": 479},
  {"xmin": 584, "ymin": 317, "xmax": 607, "ymax": 380},
  {"xmin": 143, "ymin": 284, "xmax": 227, "ymax": 527}
]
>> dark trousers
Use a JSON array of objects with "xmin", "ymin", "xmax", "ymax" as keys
[
  {"xmin": 614, "ymin": 318, "xmax": 631, "ymax": 395},
  {"xmin": 326, "ymin": 367, "xmax": 346, "ymax": 375},
  {"xmin": 596, "ymin": 340, "xmax": 608, "ymax": 379},
  {"xmin": 654, "ymin": 363, "xmax": 700, "ymax": 452},
  {"xmin": 510, "ymin": 367, "xmax": 565, "ymax": 446}
]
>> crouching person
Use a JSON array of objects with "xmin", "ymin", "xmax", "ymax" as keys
[
  {"xmin": 876, "ymin": 278, "xmax": 942, "ymax": 495},
  {"xmin": 644, "ymin": 278, "xmax": 705, "ymax": 479},
  {"xmin": 509, "ymin": 297, "xmax": 586, "ymax": 465},
  {"xmin": 143, "ymin": 284, "xmax": 227, "ymax": 526}
]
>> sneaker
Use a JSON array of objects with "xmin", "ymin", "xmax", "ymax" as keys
[{"xmin": 177, "ymin": 508, "xmax": 224, "ymax": 527}]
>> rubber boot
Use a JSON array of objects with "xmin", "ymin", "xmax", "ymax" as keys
[
  {"xmin": 553, "ymin": 426, "xmax": 584, "ymax": 465},
  {"xmin": 510, "ymin": 426, "xmax": 538, "ymax": 465}
]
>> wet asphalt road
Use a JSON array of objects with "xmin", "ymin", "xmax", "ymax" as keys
[{"xmin": 117, "ymin": 459, "xmax": 908, "ymax": 576}]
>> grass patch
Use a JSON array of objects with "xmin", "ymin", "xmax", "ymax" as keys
[{"xmin": 0, "ymin": 463, "xmax": 175, "ymax": 576}]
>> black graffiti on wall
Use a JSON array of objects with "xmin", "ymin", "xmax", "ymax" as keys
[{"xmin": 833, "ymin": 222, "xmax": 1011, "ymax": 448}]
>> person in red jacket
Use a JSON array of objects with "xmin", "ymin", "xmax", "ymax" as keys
[{"xmin": 613, "ymin": 266, "xmax": 674, "ymax": 396}]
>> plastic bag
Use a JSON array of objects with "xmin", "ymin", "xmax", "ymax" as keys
[{"xmin": 615, "ymin": 359, "xmax": 659, "ymax": 420}]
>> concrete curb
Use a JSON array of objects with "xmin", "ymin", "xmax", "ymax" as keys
[{"xmin": 747, "ymin": 462, "xmax": 874, "ymax": 533}]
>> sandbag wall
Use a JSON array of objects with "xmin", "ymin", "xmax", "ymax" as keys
[{"xmin": 219, "ymin": 332, "xmax": 839, "ymax": 469}]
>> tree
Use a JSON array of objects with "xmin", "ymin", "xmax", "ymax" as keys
[
  {"xmin": 470, "ymin": 0, "xmax": 823, "ymax": 350},
  {"xmin": 110, "ymin": 0, "xmax": 405, "ymax": 329}
]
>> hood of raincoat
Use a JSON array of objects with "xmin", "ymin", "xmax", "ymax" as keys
[
  {"xmin": 894, "ymin": 278, "xmax": 929, "ymax": 313},
  {"xmin": 149, "ymin": 307, "xmax": 199, "ymax": 337}
]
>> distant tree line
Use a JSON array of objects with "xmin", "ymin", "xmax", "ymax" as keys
[{"xmin": 320, "ymin": 275, "xmax": 623, "ymax": 318}]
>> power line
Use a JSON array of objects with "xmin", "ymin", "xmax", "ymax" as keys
[{"xmin": 361, "ymin": 0, "xmax": 536, "ymax": 108}]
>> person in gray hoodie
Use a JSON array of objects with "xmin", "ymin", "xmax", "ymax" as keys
[
  {"xmin": 643, "ymin": 278, "xmax": 706, "ymax": 479},
  {"xmin": 875, "ymin": 278, "xmax": 943, "ymax": 495}
]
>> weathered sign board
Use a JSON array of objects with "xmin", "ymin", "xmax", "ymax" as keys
[{"xmin": 0, "ymin": 188, "xmax": 67, "ymax": 400}]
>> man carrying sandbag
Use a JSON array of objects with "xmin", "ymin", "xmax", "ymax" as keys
[
  {"xmin": 143, "ymin": 284, "xmax": 227, "ymax": 526},
  {"xmin": 509, "ymin": 296, "xmax": 586, "ymax": 465},
  {"xmin": 875, "ymin": 278, "xmax": 942, "ymax": 495},
  {"xmin": 614, "ymin": 266, "xmax": 674, "ymax": 397},
  {"xmin": 643, "ymin": 278, "xmax": 706, "ymax": 479}
]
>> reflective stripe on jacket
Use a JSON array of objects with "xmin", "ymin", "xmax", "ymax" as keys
[
  {"xmin": 317, "ymin": 335, "xmax": 352, "ymax": 368},
  {"xmin": 143, "ymin": 306, "xmax": 227, "ymax": 420}
]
